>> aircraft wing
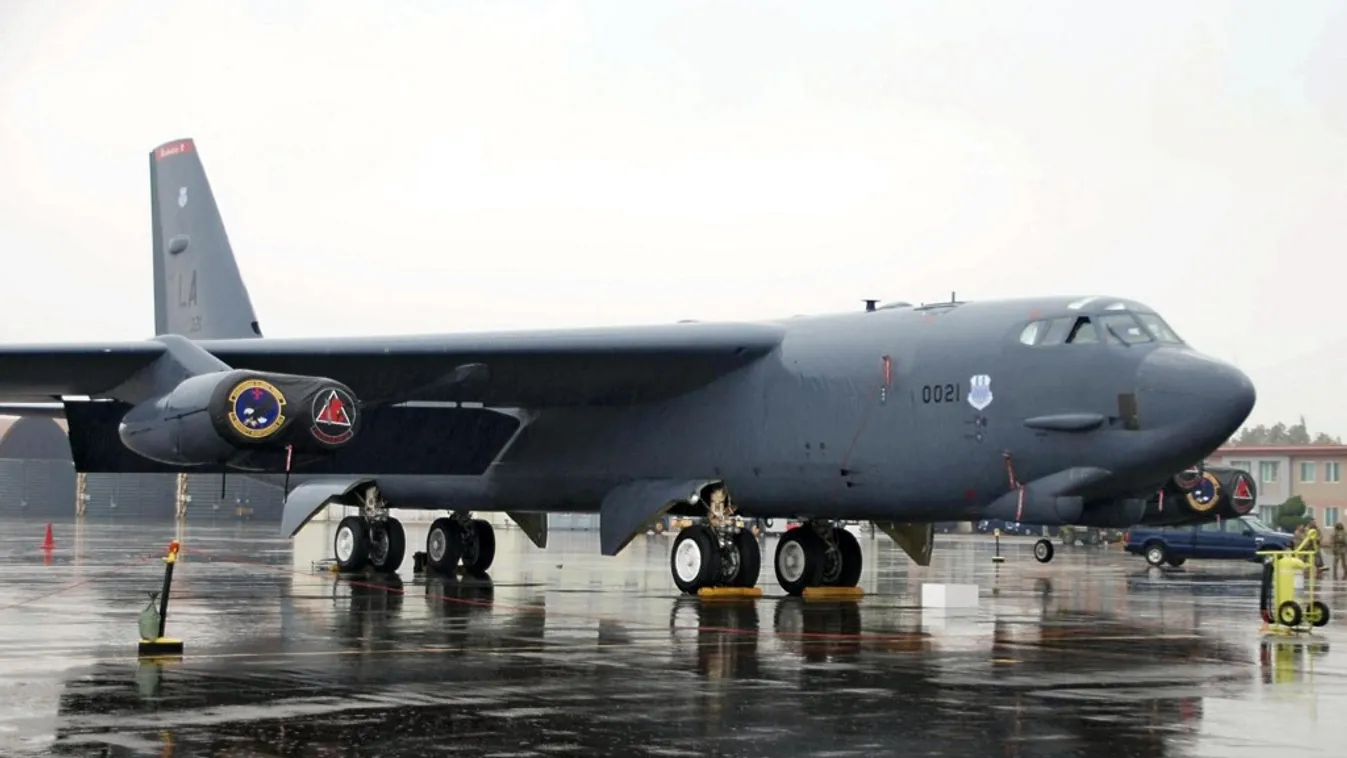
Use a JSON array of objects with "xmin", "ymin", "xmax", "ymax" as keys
[{"xmin": 0, "ymin": 321, "xmax": 784, "ymax": 407}]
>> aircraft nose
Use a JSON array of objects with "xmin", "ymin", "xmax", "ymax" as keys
[{"xmin": 1136, "ymin": 348, "xmax": 1256, "ymax": 439}]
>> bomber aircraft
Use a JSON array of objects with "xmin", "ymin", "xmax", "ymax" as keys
[{"xmin": 0, "ymin": 139, "xmax": 1260, "ymax": 595}]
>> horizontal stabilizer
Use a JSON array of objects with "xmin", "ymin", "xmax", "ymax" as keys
[
  {"xmin": 0, "ymin": 403, "xmax": 66, "ymax": 418},
  {"xmin": 0, "ymin": 342, "xmax": 167, "ymax": 402}
]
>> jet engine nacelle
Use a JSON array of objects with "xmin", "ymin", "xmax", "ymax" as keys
[
  {"xmin": 1074, "ymin": 465, "xmax": 1258, "ymax": 528},
  {"xmin": 118, "ymin": 369, "xmax": 362, "ymax": 468},
  {"xmin": 1139, "ymin": 464, "xmax": 1258, "ymax": 525}
]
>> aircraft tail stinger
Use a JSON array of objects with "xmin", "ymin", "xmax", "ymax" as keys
[{"xmin": 150, "ymin": 138, "xmax": 262, "ymax": 341}]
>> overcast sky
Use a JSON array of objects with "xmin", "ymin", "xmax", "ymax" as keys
[{"xmin": 1, "ymin": 1, "xmax": 1345, "ymax": 435}]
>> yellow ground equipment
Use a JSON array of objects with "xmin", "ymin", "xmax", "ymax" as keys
[{"xmin": 1257, "ymin": 546, "xmax": 1330, "ymax": 632}]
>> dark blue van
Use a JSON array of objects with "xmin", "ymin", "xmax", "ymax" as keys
[{"xmin": 1124, "ymin": 515, "xmax": 1294, "ymax": 567}]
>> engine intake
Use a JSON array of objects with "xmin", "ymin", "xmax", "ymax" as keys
[{"xmin": 119, "ymin": 369, "xmax": 362, "ymax": 468}]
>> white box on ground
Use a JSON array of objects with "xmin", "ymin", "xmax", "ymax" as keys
[{"xmin": 921, "ymin": 583, "xmax": 979, "ymax": 609}]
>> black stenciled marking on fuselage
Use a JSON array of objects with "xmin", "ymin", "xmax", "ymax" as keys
[{"xmin": 921, "ymin": 382, "xmax": 961, "ymax": 404}]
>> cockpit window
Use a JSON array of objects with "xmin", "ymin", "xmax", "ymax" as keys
[
  {"xmin": 1020, "ymin": 311, "xmax": 1180, "ymax": 347},
  {"xmin": 1098, "ymin": 313, "xmax": 1152, "ymax": 345},
  {"xmin": 1065, "ymin": 316, "xmax": 1099, "ymax": 344},
  {"xmin": 1041, "ymin": 317, "xmax": 1073, "ymax": 345},
  {"xmin": 1136, "ymin": 312, "xmax": 1183, "ymax": 343},
  {"xmin": 1018, "ymin": 321, "xmax": 1043, "ymax": 345}
]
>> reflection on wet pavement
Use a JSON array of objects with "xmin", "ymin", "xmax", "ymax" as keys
[{"xmin": 1, "ymin": 518, "xmax": 1345, "ymax": 756}]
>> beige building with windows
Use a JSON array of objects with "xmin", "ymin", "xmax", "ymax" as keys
[{"xmin": 1206, "ymin": 445, "xmax": 1347, "ymax": 526}]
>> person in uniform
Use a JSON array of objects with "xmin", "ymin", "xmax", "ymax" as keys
[
  {"xmin": 1299, "ymin": 518, "xmax": 1325, "ymax": 574},
  {"xmin": 1332, "ymin": 522, "xmax": 1347, "ymax": 579}
]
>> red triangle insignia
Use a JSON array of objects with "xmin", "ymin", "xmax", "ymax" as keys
[
  {"xmin": 1233, "ymin": 477, "xmax": 1251, "ymax": 499},
  {"xmin": 317, "ymin": 391, "xmax": 351, "ymax": 426}
]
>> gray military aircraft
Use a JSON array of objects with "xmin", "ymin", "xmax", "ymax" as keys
[{"xmin": 0, "ymin": 138, "xmax": 1259, "ymax": 595}]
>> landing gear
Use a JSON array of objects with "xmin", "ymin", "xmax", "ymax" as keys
[
  {"xmin": 774, "ymin": 521, "xmax": 862, "ymax": 596},
  {"xmin": 668, "ymin": 485, "xmax": 762, "ymax": 594},
  {"xmin": 1033, "ymin": 538, "xmax": 1055, "ymax": 564},
  {"xmin": 425, "ymin": 512, "xmax": 496, "ymax": 577},
  {"xmin": 332, "ymin": 485, "xmax": 406, "ymax": 573}
]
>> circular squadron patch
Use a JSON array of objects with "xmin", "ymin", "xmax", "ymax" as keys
[
  {"xmin": 1185, "ymin": 471, "xmax": 1221, "ymax": 512},
  {"xmin": 227, "ymin": 379, "xmax": 287, "ymax": 439},
  {"xmin": 310, "ymin": 387, "xmax": 357, "ymax": 444}
]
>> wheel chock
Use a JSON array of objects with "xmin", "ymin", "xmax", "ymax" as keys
[
  {"xmin": 697, "ymin": 586, "xmax": 763, "ymax": 599},
  {"xmin": 802, "ymin": 586, "xmax": 865, "ymax": 601},
  {"xmin": 138, "ymin": 638, "xmax": 184, "ymax": 657}
]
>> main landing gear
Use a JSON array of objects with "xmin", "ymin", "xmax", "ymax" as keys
[
  {"xmin": 670, "ymin": 485, "xmax": 762, "ymax": 594},
  {"xmin": 774, "ymin": 521, "xmax": 862, "ymax": 596},
  {"xmin": 425, "ymin": 512, "xmax": 496, "ymax": 577},
  {"xmin": 666, "ymin": 487, "xmax": 864, "ymax": 596},
  {"xmin": 330, "ymin": 485, "xmax": 496, "ymax": 577}
]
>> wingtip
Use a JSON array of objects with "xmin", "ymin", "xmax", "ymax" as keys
[{"xmin": 151, "ymin": 138, "xmax": 196, "ymax": 161}]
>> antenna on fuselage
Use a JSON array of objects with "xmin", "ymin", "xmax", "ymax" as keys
[{"xmin": 863, "ymin": 299, "xmax": 879, "ymax": 312}]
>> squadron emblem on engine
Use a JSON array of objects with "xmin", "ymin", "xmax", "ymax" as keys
[
  {"xmin": 227, "ymin": 379, "xmax": 287, "ymax": 439},
  {"xmin": 1185, "ymin": 471, "xmax": 1221, "ymax": 512},
  {"xmin": 310, "ymin": 387, "xmax": 356, "ymax": 445},
  {"xmin": 1230, "ymin": 473, "xmax": 1255, "ymax": 514}
]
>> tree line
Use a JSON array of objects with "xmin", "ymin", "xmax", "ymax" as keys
[{"xmin": 1227, "ymin": 416, "xmax": 1341, "ymax": 446}]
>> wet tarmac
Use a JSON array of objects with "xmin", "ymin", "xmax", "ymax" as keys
[{"xmin": 2, "ymin": 518, "xmax": 1345, "ymax": 757}]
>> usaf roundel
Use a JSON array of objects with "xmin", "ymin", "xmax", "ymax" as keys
[
  {"xmin": 1185, "ymin": 472, "xmax": 1221, "ymax": 512},
  {"xmin": 967, "ymin": 374, "xmax": 993, "ymax": 411}
]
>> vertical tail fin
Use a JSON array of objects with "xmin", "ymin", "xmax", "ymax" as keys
[{"xmin": 149, "ymin": 138, "xmax": 262, "ymax": 340}]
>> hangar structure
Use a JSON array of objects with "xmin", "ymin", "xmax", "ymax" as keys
[{"xmin": 0, "ymin": 415, "xmax": 283, "ymax": 522}]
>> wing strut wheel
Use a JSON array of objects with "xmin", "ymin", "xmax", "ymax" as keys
[{"xmin": 1033, "ymin": 538, "xmax": 1054, "ymax": 564}]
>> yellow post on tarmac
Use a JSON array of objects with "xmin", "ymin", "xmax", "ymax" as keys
[
  {"xmin": 138, "ymin": 540, "xmax": 185, "ymax": 657},
  {"xmin": 992, "ymin": 528, "xmax": 1005, "ymax": 563}
]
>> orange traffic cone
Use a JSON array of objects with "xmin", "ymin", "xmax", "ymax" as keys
[{"xmin": 41, "ymin": 523, "xmax": 54, "ymax": 551}]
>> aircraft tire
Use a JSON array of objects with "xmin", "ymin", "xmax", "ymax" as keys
[
  {"xmin": 671, "ymin": 525, "xmax": 721, "ymax": 594},
  {"xmin": 425, "ymin": 517, "xmax": 464, "ymax": 575},
  {"xmin": 1033, "ymin": 538, "xmax": 1054, "ymax": 564},
  {"xmin": 728, "ymin": 529, "xmax": 761, "ymax": 588},
  {"xmin": 775, "ymin": 527, "xmax": 826, "ymax": 596},
  {"xmin": 464, "ymin": 519, "xmax": 496, "ymax": 576},
  {"xmin": 369, "ymin": 518, "xmax": 407, "ymax": 573},
  {"xmin": 831, "ymin": 527, "xmax": 863, "ymax": 587},
  {"xmin": 334, "ymin": 516, "xmax": 371, "ymax": 572}
]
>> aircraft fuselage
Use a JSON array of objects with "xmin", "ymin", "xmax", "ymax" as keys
[{"xmin": 358, "ymin": 296, "xmax": 1252, "ymax": 525}]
